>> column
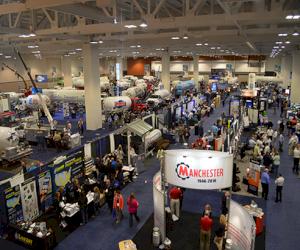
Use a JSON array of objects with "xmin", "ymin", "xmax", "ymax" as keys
[
  {"xmin": 161, "ymin": 52, "xmax": 170, "ymax": 91},
  {"xmin": 193, "ymin": 55, "xmax": 199, "ymax": 90},
  {"xmin": 116, "ymin": 56, "xmax": 123, "ymax": 80},
  {"xmin": 291, "ymin": 51, "xmax": 300, "ymax": 104},
  {"xmin": 281, "ymin": 55, "xmax": 292, "ymax": 88},
  {"xmin": 61, "ymin": 56, "xmax": 72, "ymax": 87},
  {"xmin": 83, "ymin": 43, "xmax": 102, "ymax": 130}
]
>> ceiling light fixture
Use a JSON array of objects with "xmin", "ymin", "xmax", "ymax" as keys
[
  {"xmin": 204, "ymin": 43, "xmax": 208, "ymax": 46},
  {"xmin": 281, "ymin": 46, "xmax": 285, "ymax": 48},
  {"xmin": 4, "ymin": 55, "xmax": 12, "ymax": 58},
  {"xmin": 285, "ymin": 41, "xmax": 291, "ymax": 44},
  {"xmin": 90, "ymin": 41, "xmax": 98, "ymax": 44},
  {"xmin": 124, "ymin": 24, "xmax": 137, "ymax": 29},
  {"xmin": 171, "ymin": 36, "xmax": 180, "ymax": 40},
  {"xmin": 286, "ymin": 15, "xmax": 294, "ymax": 19},
  {"xmin": 196, "ymin": 43, "xmax": 202, "ymax": 46},
  {"xmin": 139, "ymin": 20, "xmax": 148, "ymax": 28},
  {"xmin": 137, "ymin": 45, "xmax": 141, "ymax": 48},
  {"xmin": 75, "ymin": 48, "xmax": 82, "ymax": 51},
  {"xmin": 292, "ymin": 31, "xmax": 299, "ymax": 36},
  {"xmin": 275, "ymin": 41, "xmax": 282, "ymax": 44},
  {"xmin": 278, "ymin": 33, "xmax": 288, "ymax": 37},
  {"xmin": 183, "ymin": 36, "xmax": 189, "ymax": 39},
  {"xmin": 18, "ymin": 33, "xmax": 36, "ymax": 38},
  {"xmin": 98, "ymin": 40, "xmax": 103, "ymax": 44},
  {"xmin": 32, "ymin": 50, "xmax": 40, "ymax": 54},
  {"xmin": 28, "ymin": 45, "xmax": 39, "ymax": 49}
]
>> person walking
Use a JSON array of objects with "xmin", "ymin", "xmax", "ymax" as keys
[
  {"xmin": 169, "ymin": 186, "xmax": 182, "ymax": 219},
  {"xmin": 77, "ymin": 118, "xmax": 84, "ymax": 135},
  {"xmin": 127, "ymin": 193, "xmax": 140, "ymax": 227},
  {"xmin": 275, "ymin": 174, "xmax": 285, "ymax": 203},
  {"xmin": 113, "ymin": 189, "xmax": 124, "ymax": 224},
  {"xmin": 261, "ymin": 168, "xmax": 270, "ymax": 200},
  {"xmin": 78, "ymin": 188, "xmax": 88, "ymax": 225},
  {"xmin": 200, "ymin": 210, "xmax": 213, "ymax": 250},
  {"xmin": 293, "ymin": 144, "xmax": 300, "ymax": 175},
  {"xmin": 279, "ymin": 133, "xmax": 284, "ymax": 152},
  {"xmin": 272, "ymin": 150, "xmax": 280, "ymax": 177}
]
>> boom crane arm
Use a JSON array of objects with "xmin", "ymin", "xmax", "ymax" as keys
[
  {"xmin": 2, "ymin": 63, "xmax": 31, "ymax": 96},
  {"xmin": 14, "ymin": 48, "xmax": 54, "ymax": 129}
]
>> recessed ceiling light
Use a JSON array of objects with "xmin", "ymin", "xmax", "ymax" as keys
[
  {"xmin": 75, "ymin": 48, "xmax": 82, "ymax": 51},
  {"xmin": 90, "ymin": 41, "xmax": 98, "ymax": 44},
  {"xmin": 273, "ymin": 46, "xmax": 279, "ymax": 48},
  {"xmin": 292, "ymin": 32, "xmax": 299, "ymax": 36},
  {"xmin": 28, "ymin": 45, "xmax": 39, "ymax": 49},
  {"xmin": 124, "ymin": 24, "xmax": 137, "ymax": 29},
  {"xmin": 109, "ymin": 50, "xmax": 117, "ymax": 53},
  {"xmin": 183, "ymin": 36, "xmax": 189, "ymax": 39},
  {"xmin": 139, "ymin": 22, "xmax": 148, "ymax": 28},
  {"xmin": 32, "ymin": 50, "xmax": 40, "ymax": 54},
  {"xmin": 196, "ymin": 43, "xmax": 202, "ymax": 46},
  {"xmin": 69, "ymin": 51, "xmax": 76, "ymax": 55},
  {"xmin": 137, "ymin": 45, "xmax": 141, "ymax": 48},
  {"xmin": 278, "ymin": 33, "xmax": 288, "ymax": 37},
  {"xmin": 285, "ymin": 41, "xmax": 290, "ymax": 44},
  {"xmin": 171, "ymin": 36, "xmax": 180, "ymax": 40},
  {"xmin": 293, "ymin": 15, "xmax": 300, "ymax": 19},
  {"xmin": 220, "ymin": 50, "xmax": 224, "ymax": 52},
  {"xmin": 210, "ymin": 47, "xmax": 216, "ymax": 50},
  {"xmin": 217, "ymin": 47, "xmax": 221, "ymax": 49},
  {"xmin": 98, "ymin": 40, "xmax": 103, "ymax": 44},
  {"xmin": 130, "ymin": 45, "xmax": 136, "ymax": 48},
  {"xmin": 204, "ymin": 43, "xmax": 208, "ymax": 46},
  {"xmin": 275, "ymin": 41, "xmax": 282, "ymax": 44},
  {"xmin": 281, "ymin": 46, "xmax": 285, "ymax": 48},
  {"xmin": 64, "ymin": 54, "xmax": 70, "ymax": 57},
  {"xmin": 4, "ymin": 55, "xmax": 12, "ymax": 58},
  {"xmin": 286, "ymin": 15, "xmax": 293, "ymax": 19}
]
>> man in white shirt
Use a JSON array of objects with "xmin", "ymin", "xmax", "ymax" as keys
[
  {"xmin": 275, "ymin": 174, "xmax": 284, "ymax": 202},
  {"xmin": 267, "ymin": 128, "xmax": 273, "ymax": 139}
]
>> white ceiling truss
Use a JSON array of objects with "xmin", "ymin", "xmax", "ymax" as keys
[{"xmin": 0, "ymin": 0, "xmax": 298, "ymax": 58}]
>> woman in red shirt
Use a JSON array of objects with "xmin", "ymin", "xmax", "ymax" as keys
[
  {"xmin": 127, "ymin": 193, "xmax": 140, "ymax": 227},
  {"xmin": 113, "ymin": 189, "xmax": 124, "ymax": 224}
]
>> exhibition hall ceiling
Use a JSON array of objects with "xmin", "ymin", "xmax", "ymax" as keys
[{"xmin": 0, "ymin": 0, "xmax": 299, "ymax": 59}]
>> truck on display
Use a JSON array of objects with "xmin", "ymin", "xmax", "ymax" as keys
[
  {"xmin": 173, "ymin": 79, "xmax": 195, "ymax": 96},
  {"xmin": 102, "ymin": 96, "xmax": 148, "ymax": 113},
  {"xmin": 146, "ymin": 89, "xmax": 171, "ymax": 107},
  {"xmin": 131, "ymin": 97, "xmax": 148, "ymax": 112}
]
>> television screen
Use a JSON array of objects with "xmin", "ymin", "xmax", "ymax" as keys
[
  {"xmin": 35, "ymin": 74, "xmax": 48, "ymax": 83},
  {"xmin": 246, "ymin": 100, "xmax": 253, "ymax": 108},
  {"xmin": 211, "ymin": 83, "xmax": 217, "ymax": 92}
]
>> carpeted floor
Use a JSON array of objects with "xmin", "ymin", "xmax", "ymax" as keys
[{"xmin": 133, "ymin": 211, "xmax": 266, "ymax": 250}]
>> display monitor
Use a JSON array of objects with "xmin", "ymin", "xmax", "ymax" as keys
[
  {"xmin": 211, "ymin": 83, "xmax": 218, "ymax": 92},
  {"xmin": 175, "ymin": 106, "xmax": 182, "ymax": 118},
  {"xmin": 35, "ymin": 74, "xmax": 48, "ymax": 83},
  {"xmin": 246, "ymin": 100, "xmax": 253, "ymax": 108}
]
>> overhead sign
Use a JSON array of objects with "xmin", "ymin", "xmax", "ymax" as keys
[{"xmin": 164, "ymin": 150, "xmax": 233, "ymax": 190}]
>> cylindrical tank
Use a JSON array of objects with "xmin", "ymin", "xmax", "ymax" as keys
[
  {"xmin": 145, "ymin": 129, "xmax": 162, "ymax": 149},
  {"xmin": 0, "ymin": 127, "xmax": 19, "ymax": 151},
  {"xmin": 103, "ymin": 96, "xmax": 132, "ymax": 112},
  {"xmin": 25, "ymin": 94, "xmax": 51, "ymax": 108},
  {"xmin": 117, "ymin": 80, "xmax": 132, "ymax": 89},
  {"xmin": 154, "ymin": 89, "xmax": 170, "ymax": 99},
  {"xmin": 135, "ymin": 79, "xmax": 146, "ymax": 85},
  {"xmin": 152, "ymin": 227, "xmax": 161, "ymax": 247},
  {"xmin": 136, "ymin": 82, "xmax": 147, "ymax": 89}
]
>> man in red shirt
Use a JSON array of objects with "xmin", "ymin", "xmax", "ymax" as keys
[
  {"xmin": 169, "ymin": 186, "xmax": 182, "ymax": 219},
  {"xmin": 200, "ymin": 211, "xmax": 213, "ymax": 250}
]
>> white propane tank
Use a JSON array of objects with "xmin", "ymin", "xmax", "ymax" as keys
[
  {"xmin": 145, "ymin": 129, "xmax": 162, "ymax": 149},
  {"xmin": 117, "ymin": 79, "xmax": 132, "ymax": 89},
  {"xmin": 43, "ymin": 89, "xmax": 85, "ymax": 103},
  {"xmin": 154, "ymin": 89, "xmax": 171, "ymax": 99},
  {"xmin": 136, "ymin": 82, "xmax": 147, "ymax": 89},
  {"xmin": 0, "ymin": 127, "xmax": 19, "ymax": 152},
  {"xmin": 135, "ymin": 79, "xmax": 146, "ymax": 85},
  {"xmin": 25, "ymin": 94, "xmax": 51, "ymax": 108},
  {"xmin": 4, "ymin": 92, "xmax": 23, "ymax": 102},
  {"xmin": 152, "ymin": 227, "xmax": 161, "ymax": 247},
  {"xmin": 248, "ymin": 73, "xmax": 256, "ymax": 89},
  {"xmin": 103, "ymin": 96, "xmax": 132, "ymax": 112}
]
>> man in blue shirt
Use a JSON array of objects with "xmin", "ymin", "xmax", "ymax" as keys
[{"xmin": 261, "ymin": 168, "xmax": 270, "ymax": 200}]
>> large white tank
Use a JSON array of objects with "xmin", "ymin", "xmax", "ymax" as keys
[
  {"xmin": 4, "ymin": 92, "xmax": 23, "ymax": 102},
  {"xmin": 122, "ymin": 86, "xmax": 145, "ymax": 98},
  {"xmin": 72, "ymin": 76, "xmax": 110, "ymax": 90},
  {"xmin": 103, "ymin": 96, "xmax": 132, "ymax": 112},
  {"xmin": 117, "ymin": 79, "xmax": 132, "ymax": 89},
  {"xmin": 0, "ymin": 127, "xmax": 19, "ymax": 152},
  {"xmin": 145, "ymin": 129, "xmax": 162, "ymax": 149},
  {"xmin": 153, "ymin": 89, "xmax": 171, "ymax": 99},
  {"xmin": 135, "ymin": 79, "xmax": 146, "ymax": 85},
  {"xmin": 25, "ymin": 94, "xmax": 51, "ymax": 109},
  {"xmin": 43, "ymin": 89, "xmax": 85, "ymax": 103}
]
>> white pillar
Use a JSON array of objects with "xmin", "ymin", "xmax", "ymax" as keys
[
  {"xmin": 193, "ymin": 56, "xmax": 199, "ymax": 90},
  {"xmin": 281, "ymin": 55, "xmax": 292, "ymax": 88},
  {"xmin": 116, "ymin": 57, "xmax": 123, "ymax": 80},
  {"xmin": 61, "ymin": 56, "xmax": 72, "ymax": 87},
  {"xmin": 161, "ymin": 52, "xmax": 170, "ymax": 91},
  {"xmin": 83, "ymin": 44, "xmax": 102, "ymax": 130},
  {"xmin": 291, "ymin": 51, "xmax": 300, "ymax": 104}
]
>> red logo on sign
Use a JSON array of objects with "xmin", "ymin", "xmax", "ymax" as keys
[{"xmin": 114, "ymin": 100, "xmax": 126, "ymax": 108}]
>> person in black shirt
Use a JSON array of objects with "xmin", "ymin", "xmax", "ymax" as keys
[{"xmin": 78, "ymin": 188, "xmax": 88, "ymax": 225}]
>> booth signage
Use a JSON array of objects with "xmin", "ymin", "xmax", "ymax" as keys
[
  {"xmin": 67, "ymin": 149, "xmax": 84, "ymax": 180},
  {"xmin": 20, "ymin": 178, "xmax": 39, "ymax": 221},
  {"xmin": 5, "ymin": 185, "xmax": 23, "ymax": 223},
  {"xmin": 38, "ymin": 170, "xmax": 53, "ymax": 212},
  {"xmin": 164, "ymin": 150, "xmax": 233, "ymax": 190}
]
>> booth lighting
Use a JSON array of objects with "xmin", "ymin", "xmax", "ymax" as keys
[
  {"xmin": 285, "ymin": 41, "xmax": 290, "ymax": 44},
  {"xmin": 292, "ymin": 31, "xmax": 299, "ymax": 36},
  {"xmin": 18, "ymin": 33, "xmax": 36, "ymax": 38},
  {"xmin": 278, "ymin": 33, "xmax": 288, "ymax": 36},
  {"xmin": 171, "ymin": 36, "xmax": 180, "ymax": 40},
  {"xmin": 124, "ymin": 24, "xmax": 137, "ymax": 28}
]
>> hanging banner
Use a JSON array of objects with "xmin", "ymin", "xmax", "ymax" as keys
[
  {"xmin": 20, "ymin": 178, "xmax": 39, "ymax": 221},
  {"xmin": 153, "ymin": 172, "xmax": 166, "ymax": 241},
  {"xmin": 38, "ymin": 170, "xmax": 53, "ymax": 212},
  {"xmin": 164, "ymin": 150, "xmax": 233, "ymax": 190},
  {"xmin": 227, "ymin": 200, "xmax": 256, "ymax": 250},
  {"xmin": 66, "ymin": 148, "xmax": 84, "ymax": 181},
  {"xmin": 5, "ymin": 185, "xmax": 23, "ymax": 224}
]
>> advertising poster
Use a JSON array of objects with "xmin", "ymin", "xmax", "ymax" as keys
[
  {"xmin": 20, "ymin": 178, "xmax": 39, "ymax": 221},
  {"xmin": 5, "ymin": 185, "xmax": 23, "ymax": 223},
  {"xmin": 247, "ymin": 160, "xmax": 261, "ymax": 195},
  {"xmin": 66, "ymin": 148, "xmax": 84, "ymax": 181},
  {"xmin": 52, "ymin": 160, "xmax": 71, "ymax": 193},
  {"xmin": 230, "ymin": 99, "xmax": 240, "ymax": 118},
  {"xmin": 164, "ymin": 149, "xmax": 233, "ymax": 190},
  {"xmin": 38, "ymin": 170, "xmax": 53, "ymax": 212}
]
